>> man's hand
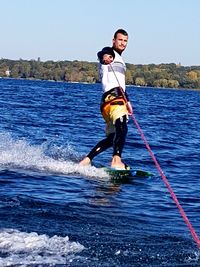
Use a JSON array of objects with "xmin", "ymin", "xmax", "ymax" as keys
[
  {"xmin": 97, "ymin": 47, "xmax": 115, "ymax": 65},
  {"xmin": 102, "ymin": 54, "xmax": 114, "ymax": 64}
]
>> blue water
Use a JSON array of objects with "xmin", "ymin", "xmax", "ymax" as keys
[{"xmin": 0, "ymin": 78, "xmax": 200, "ymax": 266}]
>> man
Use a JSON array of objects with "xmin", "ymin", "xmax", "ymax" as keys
[{"xmin": 80, "ymin": 29, "xmax": 132, "ymax": 169}]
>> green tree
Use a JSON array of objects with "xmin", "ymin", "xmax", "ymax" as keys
[
  {"xmin": 135, "ymin": 77, "xmax": 146, "ymax": 86},
  {"xmin": 168, "ymin": 79, "xmax": 179, "ymax": 88},
  {"xmin": 187, "ymin": 71, "xmax": 198, "ymax": 80},
  {"xmin": 153, "ymin": 79, "xmax": 168, "ymax": 88}
]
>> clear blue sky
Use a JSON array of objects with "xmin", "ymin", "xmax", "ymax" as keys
[{"xmin": 1, "ymin": 0, "xmax": 199, "ymax": 66}]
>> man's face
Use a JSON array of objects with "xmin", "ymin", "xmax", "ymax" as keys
[{"xmin": 112, "ymin": 33, "xmax": 128, "ymax": 53}]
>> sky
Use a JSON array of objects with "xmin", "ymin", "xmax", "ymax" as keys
[{"xmin": 0, "ymin": 0, "xmax": 199, "ymax": 66}]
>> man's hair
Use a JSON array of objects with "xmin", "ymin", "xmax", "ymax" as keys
[{"xmin": 114, "ymin": 29, "xmax": 128, "ymax": 39}]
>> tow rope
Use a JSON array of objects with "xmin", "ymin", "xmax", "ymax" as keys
[{"xmin": 131, "ymin": 111, "xmax": 200, "ymax": 249}]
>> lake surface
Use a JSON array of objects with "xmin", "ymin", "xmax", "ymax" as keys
[{"xmin": 0, "ymin": 78, "xmax": 200, "ymax": 266}]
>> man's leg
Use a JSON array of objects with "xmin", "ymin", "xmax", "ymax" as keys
[
  {"xmin": 111, "ymin": 115, "xmax": 128, "ymax": 169},
  {"xmin": 79, "ymin": 133, "xmax": 115, "ymax": 165}
]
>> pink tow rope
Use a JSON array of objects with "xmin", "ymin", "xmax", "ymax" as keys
[{"xmin": 130, "ymin": 111, "xmax": 200, "ymax": 249}]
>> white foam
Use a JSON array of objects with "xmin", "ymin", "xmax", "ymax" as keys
[
  {"xmin": 0, "ymin": 228, "xmax": 84, "ymax": 266},
  {"xmin": 0, "ymin": 133, "xmax": 109, "ymax": 179}
]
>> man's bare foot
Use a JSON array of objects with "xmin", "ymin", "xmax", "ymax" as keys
[
  {"xmin": 111, "ymin": 155, "xmax": 126, "ymax": 169},
  {"xmin": 79, "ymin": 157, "xmax": 91, "ymax": 166}
]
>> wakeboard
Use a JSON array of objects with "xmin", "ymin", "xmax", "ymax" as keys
[{"xmin": 102, "ymin": 166, "xmax": 153, "ymax": 181}]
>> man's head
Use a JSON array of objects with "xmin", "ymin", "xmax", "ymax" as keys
[{"xmin": 112, "ymin": 29, "xmax": 128, "ymax": 55}]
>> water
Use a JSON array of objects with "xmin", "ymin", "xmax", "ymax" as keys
[{"xmin": 0, "ymin": 78, "xmax": 200, "ymax": 266}]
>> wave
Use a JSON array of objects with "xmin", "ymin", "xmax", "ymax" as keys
[
  {"xmin": 0, "ymin": 132, "xmax": 108, "ymax": 179},
  {"xmin": 0, "ymin": 228, "xmax": 84, "ymax": 266}
]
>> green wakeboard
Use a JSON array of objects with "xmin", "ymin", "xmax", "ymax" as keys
[{"xmin": 102, "ymin": 166, "xmax": 153, "ymax": 180}]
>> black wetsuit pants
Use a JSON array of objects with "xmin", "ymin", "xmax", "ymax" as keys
[{"xmin": 87, "ymin": 115, "xmax": 128, "ymax": 160}]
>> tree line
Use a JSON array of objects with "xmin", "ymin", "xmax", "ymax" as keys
[{"xmin": 0, "ymin": 58, "xmax": 200, "ymax": 89}]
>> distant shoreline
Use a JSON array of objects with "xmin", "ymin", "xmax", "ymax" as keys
[{"xmin": 0, "ymin": 58, "xmax": 200, "ymax": 90}]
